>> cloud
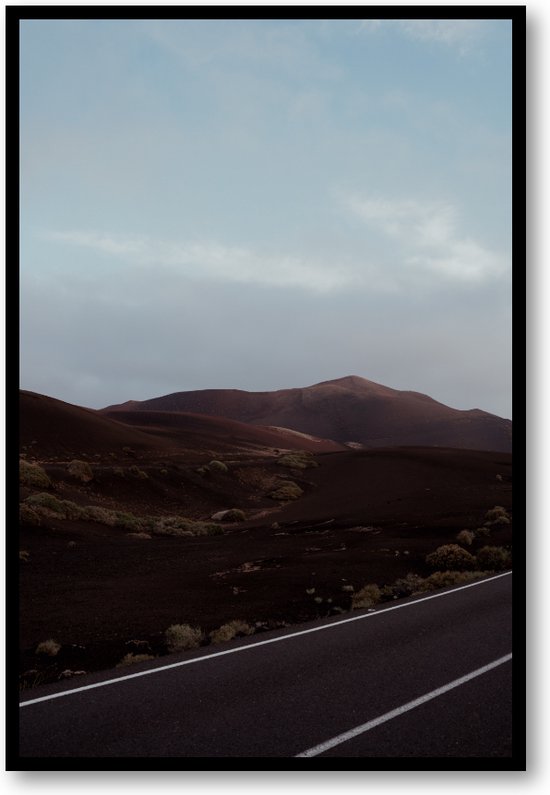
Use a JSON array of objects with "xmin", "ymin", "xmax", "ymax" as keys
[
  {"xmin": 358, "ymin": 19, "xmax": 484, "ymax": 55},
  {"xmin": 47, "ymin": 230, "xmax": 355, "ymax": 293},
  {"xmin": 346, "ymin": 194, "xmax": 506, "ymax": 283}
]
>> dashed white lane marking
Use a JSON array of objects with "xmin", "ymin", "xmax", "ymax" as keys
[
  {"xmin": 20, "ymin": 571, "xmax": 512, "ymax": 707},
  {"xmin": 295, "ymin": 653, "xmax": 513, "ymax": 757}
]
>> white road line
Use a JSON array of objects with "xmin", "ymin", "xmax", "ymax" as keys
[
  {"xmin": 19, "ymin": 570, "xmax": 512, "ymax": 707},
  {"xmin": 295, "ymin": 653, "xmax": 513, "ymax": 757}
]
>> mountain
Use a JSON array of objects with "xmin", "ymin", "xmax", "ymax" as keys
[
  {"xmin": 103, "ymin": 375, "xmax": 512, "ymax": 453},
  {"xmin": 20, "ymin": 390, "xmax": 344, "ymax": 459}
]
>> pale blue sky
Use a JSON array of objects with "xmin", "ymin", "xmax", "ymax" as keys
[{"xmin": 20, "ymin": 17, "xmax": 513, "ymax": 418}]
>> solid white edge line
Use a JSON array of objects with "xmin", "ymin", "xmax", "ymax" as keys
[
  {"xmin": 19, "ymin": 570, "xmax": 512, "ymax": 707},
  {"xmin": 295, "ymin": 652, "xmax": 513, "ymax": 757}
]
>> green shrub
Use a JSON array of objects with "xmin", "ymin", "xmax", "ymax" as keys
[
  {"xmin": 208, "ymin": 460, "xmax": 228, "ymax": 473},
  {"xmin": 456, "ymin": 529, "xmax": 475, "ymax": 546},
  {"xmin": 276, "ymin": 452, "xmax": 319, "ymax": 470},
  {"xmin": 269, "ymin": 482, "xmax": 303, "ymax": 501},
  {"xmin": 67, "ymin": 459, "xmax": 94, "ymax": 483},
  {"xmin": 476, "ymin": 545, "xmax": 512, "ymax": 571},
  {"xmin": 165, "ymin": 624, "xmax": 203, "ymax": 653},
  {"xmin": 425, "ymin": 544, "xmax": 476, "ymax": 571},
  {"xmin": 352, "ymin": 584, "xmax": 381, "ymax": 609},
  {"xmin": 209, "ymin": 620, "xmax": 254, "ymax": 645},
  {"xmin": 115, "ymin": 512, "xmax": 147, "ymax": 532},
  {"xmin": 83, "ymin": 505, "xmax": 119, "ymax": 526},
  {"xmin": 19, "ymin": 459, "xmax": 51, "ymax": 488},
  {"xmin": 24, "ymin": 492, "xmax": 66, "ymax": 516}
]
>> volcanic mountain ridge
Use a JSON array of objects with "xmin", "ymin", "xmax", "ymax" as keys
[{"xmin": 103, "ymin": 375, "xmax": 512, "ymax": 453}]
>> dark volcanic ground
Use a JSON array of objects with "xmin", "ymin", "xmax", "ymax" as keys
[{"xmin": 18, "ymin": 443, "xmax": 512, "ymax": 689}]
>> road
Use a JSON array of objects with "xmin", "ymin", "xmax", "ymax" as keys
[{"xmin": 17, "ymin": 572, "xmax": 514, "ymax": 761}]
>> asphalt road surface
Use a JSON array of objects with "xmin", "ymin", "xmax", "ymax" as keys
[{"xmin": 18, "ymin": 572, "xmax": 513, "ymax": 760}]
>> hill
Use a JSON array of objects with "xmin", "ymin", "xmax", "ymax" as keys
[{"xmin": 103, "ymin": 375, "xmax": 512, "ymax": 452}]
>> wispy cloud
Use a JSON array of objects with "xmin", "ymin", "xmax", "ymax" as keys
[
  {"xmin": 346, "ymin": 194, "xmax": 506, "ymax": 283},
  {"xmin": 47, "ymin": 231, "xmax": 355, "ymax": 293},
  {"xmin": 358, "ymin": 19, "xmax": 484, "ymax": 55}
]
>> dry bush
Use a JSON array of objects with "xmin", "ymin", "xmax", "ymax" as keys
[
  {"xmin": 128, "ymin": 464, "xmax": 148, "ymax": 479},
  {"xmin": 67, "ymin": 460, "xmax": 94, "ymax": 483},
  {"xmin": 35, "ymin": 639, "xmax": 61, "ymax": 656},
  {"xmin": 277, "ymin": 452, "xmax": 319, "ymax": 470},
  {"xmin": 425, "ymin": 544, "xmax": 476, "ymax": 572},
  {"xmin": 208, "ymin": 460, "xmax": 228, "ymax": 473},
  {"xmin": 381, "ymin": 573, "xmax": 426, "ymax": 600},
  {"xmin": 352, "ymin": 583, "xmax": 381, "ymax": 609},
  {"xmin": 153, "ymin": 516, "xmax": 222, "ymax": 537},
  {"xmin": 19, "ymin": 550, "xmax": 30, "ymax": 562},
  {"xmin": 209, "ymin": 620, "xmax": 254, "ymax": 645},
  {"xmin": 116, "ymin": 653, "xmax": 155, "ymax": 667},
  {"xmin": 126, "ymin": 532, "xmax": 152, "ymax": 539},
  {"xmin": 165, "ymin": 624, "xmax": 203, "ymax": 653},
  {"xmin": 420, "ymin": 570, "xmax": 489, "ymax": 591},
  {"xmin": 456, "ymin": 529, "xmax": 475, "ymax": 546},
  {"xmin": 19, "ymin": 503, "xmax": 42, "ymax": 526},
  {"xmin": 19, "ymin": 459, "xmax": 51, "ymax": 488},
  {"xmin": 211, "ymin": 509, "xmax": 246, "ymax": 522},
  {"xmin": 476, "ymin": 545, "xmax": 512, "ymax": 571},
  {"xmin": 484, "ymin": 506, "xmax": 511, "ymax": 525},
  {"xmin": 269, "ymin": 482, "xmax": 303, "ymax": 501},
  {"xmin": 83, "ymin": 505, "xmax": 119, "ymax": 526}
]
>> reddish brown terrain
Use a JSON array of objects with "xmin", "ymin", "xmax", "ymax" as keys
[
  {"xmin": 104, "ymin": 375, "xmax": 512, "ymax": 453},
  {"xmin": 18, "ymin": 386, "xmax": 512, "ymax": 690}
]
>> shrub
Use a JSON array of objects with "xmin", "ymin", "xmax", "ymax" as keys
[
  {"xmin": 19, "ymin": 503, "xmax": 42, "ymax": 526},
  {"xmin": 126, "ymin": 532, "xmax": 152, "ymax": 539},
  {"xmin": 456, "ymin": 529, "xmax": 475, "ymax": 546},
  {"xmin": 117, "ymin": 653, "xmax": 155, "ymax": 667},
  {"xmin": 24, "ymin": 492, "xmax": 66, "ymax": 516},
  {"xmin": 153, "ymin": 516, "xmax": 223, "ymax": 537},
  {"xmin": 19, "ymin": 550, "xmax": 30, "ymax": 562},
  {"xmin": 476, "ymin": 545, "xmax": 512, "ymax": 571},
  {"xmin": 59, "ymin": 500, "xmax": 86, "ymax": 520},
  {"xmin": 211, "ymin": 509, "xmax": 246, "ymax": 522},
  {"xmin": 83, "ymin": 505, "xmax": 118, "ymax": 526},
  {"xmin": 381, "ymin": 573, "xmax": 426, "ymax": 600},
  {"xmin": 420, "ymin": 570, "xmax": 489, "ymax": 591},
  {"xmin": 128, "ymin": 464, "xmax": 148, "ymax": 479},
  {"xmin": 277, "ymin": 452, "xmax": 318, "ymax": 470},
  {"xmin": 425, "ymin": 544, "xmax": 476, "ymax": 571},
  {"xmin": 67, "ymin": 460, "xmax": 94, "ymax": 483},
  {"xmin": 352, "ymin": 584, "xmax": 381, "ymax": 609},
  {"xmin": 35, "ymin": 639, "xmax": 61, "ymax": 656},
  {"xmin": 165, "ymin": 624, "xmax": 203, "ymax": 653},
  {"xmin": 269, "ymin": 482, "xmax": 303, "ymax": 501},
  {"xmin": 209, "ymin": 620, "xmax": 254, "ymax": 645},
  {"xmin": 19, "ymin": 459, "xmax": 51, "ymax": 488},
  {"xmin": 208, "ymin": 460, "xmax": 228, "ymax": 473},
  {"xmin": 484, "ymin": 506, "xmax": 510, "ymax": 525},
  {"xmin": 114, "ymin": 512, "xmax": 147, "ymax": 532}
]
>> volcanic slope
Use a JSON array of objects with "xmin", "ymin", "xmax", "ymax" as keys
[
  {"xmin": 20, "ymin": 390, "xmax": 344, "ymax": 460},
  {"xmin": 104, "ymin": 375, "xmax": 512, "ymax": 453}
]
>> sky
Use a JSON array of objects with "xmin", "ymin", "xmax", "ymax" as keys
[{"xmin": 19, "ymin": 14, "xmax": 514, "ymax": 418}]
